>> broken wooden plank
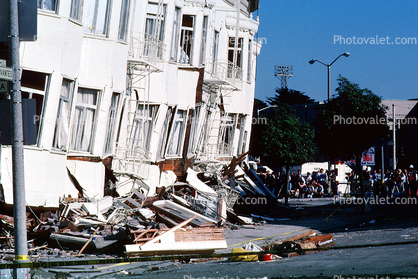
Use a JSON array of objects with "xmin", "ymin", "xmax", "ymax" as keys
[
  {"xmin": 76, "ymin": 227, "xmax": 100, "ymax": 256},
  {"xmin": 140, "ymin": 215, "xmax": 197, "ymax": 249}
]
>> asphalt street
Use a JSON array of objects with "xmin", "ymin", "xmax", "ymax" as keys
[{"xmin": 35, "ymin": 198, "xmax": 418, "ymax": 279}]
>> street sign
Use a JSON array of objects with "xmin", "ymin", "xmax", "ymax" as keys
[
  {"xmin": 0, "ymin": 81, "xmax": 8, "ymax": 92},
  {"xmin": 0, "ymin": 66, "xmax": 13, "ymax": 81},
  {"xmin": 0, "ymin": 0, "xmax": 37, "ymax": 42}
]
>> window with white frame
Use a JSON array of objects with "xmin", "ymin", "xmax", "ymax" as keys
[
  {"xmin": 236, "ymin": 115, "xmax": 246, "ymax": 156},
  {"xmin": 211, "ymin": 31, "xmax": 219, "ymax": 73},
  {"xmin": 70, "ymin": 0, "xmax": 83, "ymax": 21},
  {"xmin": 169, "ymin": 7, "xmax": 181, "ymax": 62},
  {"xmin": 187, "ymin": 106, "xmax": 201, "ymax": 155},
  {"xmin": 128, "ymin": 104, "xmax": 158, "ymax": 158},
  {"xmin": 144, "ymin": 2, "xmax": 166, "ymax": 58},
  {"xmin": 228, "ymin": 37, "xmax": 243, "ymax": 78},
  {"xmin": 179, "ymin": 15, "xmax": 194, "ymax": 65},
  {"xmin": 70, "ymin": 88, "xmax": 99, "ymax": 152},
  {"xmin": 104, "ymin": 93, "xmax": 120, "ymax": 155},
  {"xmin": 157, "ymin": 107, "xmax": 173, "ymax": 159},
  {"xmin": 21, "ymin": 70, "xmax": 50, "ymax": 146},
  {"xmin": 118, "ymin": 0, "xmax": 130, "ymax": 41},
  {"xmin": 218, "ymin": 113, "xmax": 236, "ymax": 155},
  {"xmin": 84, "ymin": 0, "xmax": 111, "ymax": 36},
  {"xmin": 166, "ymin": 109, "xmax": 187, "ymax": 156},
  {"xmin": 53, "ymin": 79, "xmax": 74, "ymax": 150},
  {"xmin": 199, "ymin": 16, "xmax": 208, "ymax": 65},
  {"xmin": 196, "ymin": 109, "xmax": 210, "ymax": 154},
  {"xmin": 247, "ymin": 39, "xmax": 252, "ymax": 82},
  {"xmin": 38, "ymin": 0, "xmax": 59, "ymax": 13}
]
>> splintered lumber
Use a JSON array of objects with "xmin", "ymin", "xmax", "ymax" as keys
[
  {"xmin": 140, "ymin": 215, "xmax": 197, "ymax": 248},
  {"xmin": 76, "ymin": 227, "xmax": 100, "ymax": 256},
  {"xmin": 222, "ymin": 151, "xmax": 249, "ymax": 180}
]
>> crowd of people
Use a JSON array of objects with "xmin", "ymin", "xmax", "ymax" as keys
[
  {"xmin": 259, "ymin": 168, "xmax": 339, "ymax": 199},
  {"xmin": 258, "ymin": 165, "xmax": 418, "ymax": 199},
  {"xmin": 352, "ymin": 165, "xmax": 418, "ymax": 198}
]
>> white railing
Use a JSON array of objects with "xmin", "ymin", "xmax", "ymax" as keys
[
  {"xmin": 197, "ymin": 141, "xmax": 234, "ymax": 161},
  {"xmin": 204, "ymin": 60, "xmax": 243, "ymax": 89},
  {"xmin": 113, "ymin": 142, "xmax": 151, "ymax": 174},
  {"xmin": 129, "ymin": 32, "xmax": 166, "ymax": 68}
]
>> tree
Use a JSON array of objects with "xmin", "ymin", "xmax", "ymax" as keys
[
  {"xmin": 315, "ymin": 76, "xmax": 388, "ymax": 163},
  {"xmin": 256, "ymin": 103, "xmax": 316, "ymax": 205},
  {"xmin": 314, "ymin": 76, "xmax": 389, "ymax": 210},
  {"xmin": 267, "ymin": 87, "xmax": 315, "ymax": 106}
]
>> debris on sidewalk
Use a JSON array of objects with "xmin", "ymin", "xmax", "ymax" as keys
[{"xmin": 0, "ymin": 153, "xmax": 298, "ymax": 259}]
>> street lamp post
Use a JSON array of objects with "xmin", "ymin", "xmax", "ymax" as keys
[
  {"xmin": 309, "ymin": 52, "xmax": 350, "ymax": 101},
  {"xmin": 257, "ymin": 105, "xmax": 278, "ymax": 118}
]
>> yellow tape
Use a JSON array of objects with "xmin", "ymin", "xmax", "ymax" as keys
[
  {"xmin": 15, "ymin": 255, "xmax": 29, "ymax": 261},
  {"xmin": 98, "ymin": 262, "xmax": 129, "ymax": 270},
  {"xmin": 227, "ymin": 228, "xmax": 309, "ymax": 248}
]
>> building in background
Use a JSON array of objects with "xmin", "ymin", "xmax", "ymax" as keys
[{"xmin": 0, "ymin": 0, "xmax": 261, "ymax": 207}]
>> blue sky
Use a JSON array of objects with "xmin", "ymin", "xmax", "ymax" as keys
[{"xmin": 254, "ymin": 0, "xmax": 418, "ymax": 103}]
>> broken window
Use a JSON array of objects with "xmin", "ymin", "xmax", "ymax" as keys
[
  {"xmin": 128, "ymin": 104, "xmax": 158, "ymax": 158},
  {"xmin": 84, "ymin": 0, "xmax": 111, "ymax": 36},
  {"xmin": 157, "ymin": 107, "xmax": 173, "ymax": 159},
  {"xmin": 199, "ymin": 16, "xmax": 208, "ymax": 65},
  {"xmin": 53, "ymin": 79, "xmax": 74, "ymax": 150},
  {"xmin": 166, "ymin": 109, "xmax": 187, "ymax": 156},
  {"xmin": 228, "ymin": 37, "xmax": 243, "ymax": 78},
  {"xmin": 70, "ymin": 88, "xmax": 99, "ymax": 152},
  {"xmin": 179, "ymin": 15, "xmax": 194, "ymax": 65},
  {"xmin": 38, "ymin": 0, "xmax": 59, "ymax": 13},
  {"xmin": 169, "ymin": 7, "xmax": 181, "ymax": 62},
  {"xmin": 118, "ymin": 0, "xmax": 131, "ymax": 41},
  {"xmin": 70, "ymin": 0, "xmax": 83, "ymax": 21},
  {"xmin": 21, "ymin": 70, "xmax": 50, "ymax": 146},
  {"xmin": 104, "ymin": 93, "xmax": 121, "ymax": 155},
  {"xmin": 144, "ymin": 2, "xmax": 166, "ymax": 59},
  {"xmin": 218, "ymin": 113, "xmax": 236, "ymax": 155},
  {"xmin": 187, "ymin": 106, "xmax": 201, "ymax": 155}
]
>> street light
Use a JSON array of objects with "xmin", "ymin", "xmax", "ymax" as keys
[
  {"xmin": 257, "ymin": 105, "xmax": 278, "ymax": 117},
  {"xmin": 309, "ymin": 52, "xmax": 350, "ymax": 101}
]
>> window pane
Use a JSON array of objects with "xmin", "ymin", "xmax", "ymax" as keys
[
  {"xmin": 167, "ymin": 110, "xmax": 186, "ymax": 155},
  {"xmin": 70, "ymin": 0, "xmax": 83, "ymax": 21},
  {"xmin": 104, "ymin": 93, "xmax": 120, "ymax": 154},
  {"xmin": 179, "ymin": 15, "xmax": 194, "ymax": 64},
  {"xmin": 85, "ymin": 0, "xmax": 110, "ymax": 35},
  {"xmin": 71, "ymin": 88, "xmax": 98, "ymax": 152},
  {"xmin": 53, "ymin": 79, "xmax": 74, "ymax": 149},
  {"xmin": 95, "ymin": 0, "xmax": 110, "ymax": 35},
  {"xmin": 118, "ymin": 0, "xmax": 130, "ymax": 41},
  {"xmin": 170, "ymin": 8, "xmax": 181, "ymax": 62}
]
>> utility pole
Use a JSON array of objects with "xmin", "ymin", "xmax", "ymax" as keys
[
  {"xmin": 9, "ymin": 0, "xmax": 29, "ymax": 277},
  {"xmin": 392, "ymin": 104, "xmax": 396, "ymax": 171}
]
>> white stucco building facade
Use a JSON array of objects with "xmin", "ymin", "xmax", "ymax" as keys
[{"xmin": 0, "ymin": 0, "xmax": 261, "ymax": 207}]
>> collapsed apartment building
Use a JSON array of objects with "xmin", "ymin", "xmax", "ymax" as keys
[{"xmin": 0, "ymin": 0, "xmax": 261, "ymax": 208}]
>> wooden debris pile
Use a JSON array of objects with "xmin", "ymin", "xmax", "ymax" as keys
[{"xmin": 0, "ymin": 152, "xmax": 294, "ymax": 258}]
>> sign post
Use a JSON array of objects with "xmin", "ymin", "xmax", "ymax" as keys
[{"xmin": 8, "ymin": 0, "xmax": 29, "ymax": 278}]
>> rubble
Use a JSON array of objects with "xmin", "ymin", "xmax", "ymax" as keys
[{"xmin": 0, "ymin": 155, "xmax": 296, "ymax": 259}]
